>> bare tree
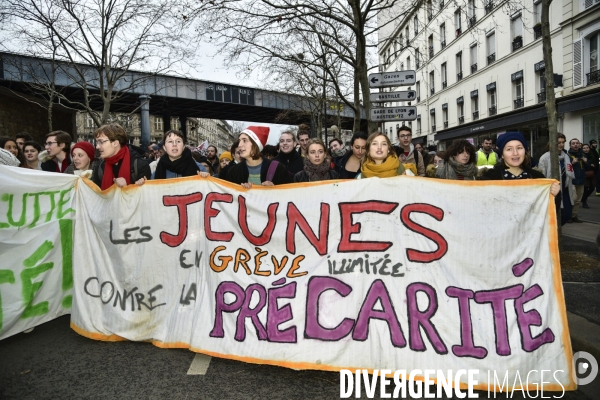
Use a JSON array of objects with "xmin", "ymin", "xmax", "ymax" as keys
[
  {"xmin": 187, "ymin": 0, "xmax": 410, "ymax": 133},
  {"xmin": 0, "ymin": 0, "xmax": 197, "ymax": 127}
]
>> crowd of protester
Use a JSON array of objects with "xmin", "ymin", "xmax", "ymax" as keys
[{"xmin": 2, "ymin": 123, "xmax": 599, "ymax": 225}]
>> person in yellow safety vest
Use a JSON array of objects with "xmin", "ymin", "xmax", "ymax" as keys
[{"xmin": 476, "ymin": 138, "xmax": 498, "ymax": 166}]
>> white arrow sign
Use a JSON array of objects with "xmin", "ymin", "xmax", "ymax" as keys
[
  {"xmin": 369, "ymin": 106, "xmax": 418, "ymax": 122},
  {"xmin": 368, "ymin": 70, "xmax": 416, "ymax": 88},
  {"xmin": 369, "ymin": 90, "xmax": 417, "ymax": 102}
]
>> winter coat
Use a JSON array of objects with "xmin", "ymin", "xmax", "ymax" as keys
[
  {"xmin": 567, "ymin": 148, "xmax": 586, "ymax": 186},
  {"xmin": 91, "ymin": 146, "xmax": 151, "ymax": 187},
  {"xmin": 480, "ymin": 164, "xmax": 546, "ymax": 180},
  {"xmin": 538, "ymin": 150, "xmax": 575, "ymax": 206},
  {"xmin": 394, "ymin": 144, "xmax": 425, "ymax": 176},
  {"xmin": 294, "ymin": 169, "xmax": 339, "ymax": 182},
  {"xmin": 225, "ymin": 159, "xmax": 291, "ymax": 185},
  {"xmin": 273, "ymin": 149, "xmax": 304, "ymax": 178},
  {"xmin": 333, "ymin": 151, "xmax": 359, "ymax": 179}
]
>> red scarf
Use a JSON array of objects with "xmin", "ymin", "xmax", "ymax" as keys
[
  {"xmin": 101, "ymin": 146, "xmax": 131, "ymax": 190},
  {"xmin": 53, "ymin": 156, "xmax": 70, "ymax": 172}
]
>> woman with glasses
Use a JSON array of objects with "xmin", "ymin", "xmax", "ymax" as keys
[
  {"xmin": 41, "ymin": 131, "xmax": 72, "ymax": 173},
  {"xmin": 334, "ymin": 131, "xmax": 368, "ymax": 179},
  {"xmin": 22, "ymin": 141, "xmax": 42, "ymax": 170},
  {"xmin": 435, "ymin": 139, "xmax": 478, "ymax": 180},
  {"xmin": 92, "ymin": 124, "xmax": 151, "ymax": 190},
  {"xmin": 426, "ymin": 151, "xmax": 445, "ymax": 177},
  {"xmin": 355, "ymin": 132, "xmax": 405, "ymax": 179}
]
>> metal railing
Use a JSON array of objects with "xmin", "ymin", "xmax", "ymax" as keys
[
  {"xmin": 468, "ymin": 16, "xmax": 476, "ymax": 28},
  {"xmin": 471, "ymin": 63, "xmax": 477, "ymax": 73},
  {"xmin": 457, "ymin": 71, "xmax": 463, "ymax": 81},
  {"xmin": 514, "ymin": 97, "xmax": 524, "ymax": 109},
  {"xmin": 442, "ymin": 80, "xmax": 447, "ymax": 89},
  {"xmin": 428, "ymin": 13, "xmax": 433, "ymax": 22},
  {"xmin": 429, "ymin": 48, "xmax": 434, "ymax": 59},
  {"xmin": 534, "ymin": 26, "xmax": 542, "ymax": 40},
  {"xmin": 587, "ymin": 70, "xmax": 600, "ymax": 85},
  {"xmin": 431, "ymin": 87, "xmax": 435, "ymax": 95},
  {"xmin": 417, "ymin": 96, "xmax": 421, "ymax": 102},
  {"xmin": 444, "ymin": 121, "xmax": 448, "ymax": 128},
  {"xmin": 487, "ymin": 53, "xmax": 496, "ymax": 65},
  {"xmin": 441, "ymin": 40, "xmax": 446, "ymax": 49},
  {"xmin": 432, "ymin": 125, "xmax": 436, "ymax": 133},
  {"xmin": 537, "ymin": 91, "xmax": 546, "ymax": 103},
  {"xmin": 512, "ymin": 37, "xmax": 523, "ymax": 52},
  {"xmin": 456, "ymin": 28, "xmax": 462, "ymax": 37},
  {"xmin": 473, "ymin": 111, "xmax": 479, "ymax": 120},
  {"xmin": 458, "ymin": 116, "xmax": 464, "ymax": 124},
  {"xmin": 489, "ymin": 106, "xmax": 497, "ymax": 116},
  {"xmin": 485, "ymin": 2, "xmax": 494, "ymax": 14}
]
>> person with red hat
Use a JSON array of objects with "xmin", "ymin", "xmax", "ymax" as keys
[
  {"xmin": 66, "ymin": 141, "xmax": 98, "ymax": 177},
  {"xmin": 224, "ymin": 126, "xmax": 291, "ymax": 188}
]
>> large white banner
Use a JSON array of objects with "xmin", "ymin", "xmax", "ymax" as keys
[
  {"xmin": 67, "ymin": 173, "xmax": 574, "ymax": 392},
  {"xmin": 0, "ymin": 166, "xmax": 77, "ymax": 340}
]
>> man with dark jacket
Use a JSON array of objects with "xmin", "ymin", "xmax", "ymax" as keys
[
  {"xmin": 589, "ymin": 139, "xmax": 600, "ymax": 195},
  {"xmin": 91, "ymin": 124, "xmax": 151, "ymax": 190},
  {"xmin": 274, "ymin": 130, "xmax": 304, "ymax": 178},
  {"xmin": 41, "ymin": 131, "xmax": 72, "ymax": 173},
  {"xmin": 568, "ymin": 138, "xmax": 586, "ymax": 222}
]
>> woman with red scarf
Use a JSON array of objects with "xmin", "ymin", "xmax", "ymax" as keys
[{"xmin": 91, "ymin": 124, "xmax": 151, "ymax": 190}]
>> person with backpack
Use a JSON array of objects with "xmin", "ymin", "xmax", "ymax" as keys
[
  {"xmin": 395, "ymin": 126, "xmax": 425, "ymax": 176},
  {"xmin": 91, "ymin": 123, "xmax": 151, "ymax": 190},
  {"xmin": 225, "ymin": 126, "xmax": 290, "ymax": 188},
  {"xmin": 294, "ymin": 139, "xmax": 339, "ymax": 182}
]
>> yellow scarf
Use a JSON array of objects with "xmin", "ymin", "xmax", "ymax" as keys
[
  {"xmin": 361, "ymin": 156, "xmax": 401, "ymax": 178},
  {"xmin": 402, "ymin": 162, "xmax": 418, "ymax": 175}
]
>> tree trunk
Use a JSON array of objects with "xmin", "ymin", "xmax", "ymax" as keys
[{"xmin": 541, "ymin": 0, "xmax": 562, "ymax": 242}]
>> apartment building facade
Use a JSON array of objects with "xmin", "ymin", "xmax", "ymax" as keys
[{"xmin": 377, "ymin": 0, "xmax": 599, "ymax": 157}]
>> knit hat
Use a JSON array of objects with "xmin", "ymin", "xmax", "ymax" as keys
[
  {"xmin": 496, "ymin": 132, "xmax": 528, "ymax": 154},
  {"xmin": 71, "ymin": 141, "xmax": 95, "ymax": 161},
  {"xmin": 219, "ymin": 151, "xmax": 232, "ymax": 162},
  {"xmin": 240, "ymin": 126, "xmax": 269, "ymax": 151}
]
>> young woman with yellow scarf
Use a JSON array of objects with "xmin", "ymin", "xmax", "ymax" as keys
[{"xmin": 356, "ymin": 132, "xmax": 405, "ymax": 179}]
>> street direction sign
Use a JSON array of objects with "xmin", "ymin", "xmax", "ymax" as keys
[
  {"xmin": 368, "ymin": 70, "xmax": 416, "ymax": 88},
  {"xmin": 369, "ymin": 106, "xmax": 418, "ymax": 122},
  {"xmin": 369, "ymin": 90, "xmax": 416, "ymax": 102}
]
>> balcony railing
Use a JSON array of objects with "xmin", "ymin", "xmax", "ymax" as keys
[
  {"xmin": 487, "ymin": 53, "xmax": 496, "ymax": 65},
  {"xmin": 440, "ymin": 0, "xmax": 444, "ymax": 7},
  {"xmin": 457, "ymin": 71, "xmax": 463, "ymax": 81},
  {"xmin": 485, "ymin": 1, "xmax": 494, "ymax": 14},
  {"xmin": 417, "ymin": 96, "xmax": 421, "ymax": 102},
  {"xmin": 587, "ymin": 70, "xmax": 600, "ymax": 85},
  {"xmin": 489, "ymin": 106, "xmax": 497, "ymax": 116},
  {"xmin": 512, "ymin": 37, "xmax": 523, "ymax": 52},
  {"xmin": 473, "ymin": 111, "xmax": 479, "ymax": 120},
  {"xmin": 456, "ymin": 28, "xmax": 462, "ymax": 37},
  {"xmin": 471, "ymin": 63, "xmax": 478, "ymax": 73},
  {"xmin": 431, "ymin": 87, "xmax": 435, "ymax": 95},
  {"xmin": 468, "ymin": 16, "xmax": 476, "ymax": 28},
  {"xmin": 432, "ymin": 125, "xmax": 436, "ymax": 133},
  {"xmin": 534, "ymin": 25, "xmax": 542, "ymax": 40},
  {"xmin": 429, "ymin": 48, "xmax": 434, "ymax": 58},
  {"xmin": 428, "ymin": 13, "xmax": 433, "ymax": 22},
  {"xmin": 514, "ymin": 97, "xmax": 524, "ymax": 109},
  {"xmin": 444, "ymin": 121, "xmax": 448, "ymax": 128},
  {"xmin": 416, "ymin": 61, "xmax": 421, "ymax": 69},
  {"xmin": 458, "ymin": 116, "xmax": 464, "ymax": 124},
  {"xmin": 442, "ymin": 80, "xmax": 447, "ymax": 88},
  {"xmin": 441, "ymin": 40, "xmax": 446, "ymax": 49},
  {"xmin": 537, "ymin": 91, "xmax": 546, "ymax": 103}
]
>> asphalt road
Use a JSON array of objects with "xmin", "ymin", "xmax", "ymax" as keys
[{"xmin": 0, "ymin": 315, "xmax": 593, "ymax": 400}]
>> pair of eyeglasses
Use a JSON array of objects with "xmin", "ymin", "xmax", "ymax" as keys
[
  {"xmin": 44, "ymin": 141, "xmax": 57, "ymax": 146},
  {"xmin": 96, "ymin": 139, "xmax": 110, "ymax": 145},
  {"xmin": 399, "ymin": 134, "xmax": 412, "ymax": 139}
]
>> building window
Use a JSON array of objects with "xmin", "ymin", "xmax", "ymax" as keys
[
  {"xmin": 85, "ymin": 114, "xmax": 95, "ymax": 129},
  {"xmin": 416, "ymin": 49, "xmax": 421, "ymax": 69},
  {"xmin": 416, "ymin": 81, "xmax": 421, "ymax": 102},
  {"xmin": 467, "ymin": 0, "xmax": 476, "ymax": 27},
  {"xmin": 400, "ymin": 62, "xmax": 405, "ymax": 71},
  {"xmin": 427, "ymin": 0, "xmax": 433, "ymax": 21},
  {"xmin": 538, "ymin": 70, "xmax": 547, "ymax": 103},
  {"xmin": 487, "ymin": 32, "xmax": 496, "ymax": 64},
  {"xmin": 511, "ymin": 14, "xmax": 523, "ymax": 51},
  {"xmin": 485, "ymin": 0, "xmax": 494, "ymax": 14},
  {"xmin": 470, "ymin": 44, "xmax": 478, "ymax": 73},
  {"xmin": 440, "ymin": 24, "xmax": 446, "ymax": 48},
  {"xmin": 155, "ymin": 117, "xmax": 164, "ymax": 131},
  {"xmin": 429, "ymin": 35, "xmax": 434, "ymax": 58},
  {"xmin": 399, "ymin": 33, "xmax": 404, "ymax": 48},
  {"xmin": 430, "ymin": 71, "xmax": 435, "ymax": 94},
  {"xmin": 514, "ymin": 78, "xmax": 524, "ymax": 109},
  {"xmin": 589, "ymin": 33, "xmax": 599, "ymax": 85},
  {"xmin": 573, "ymin": 31, "xmax": 600, "ymax": 88},
  {"xmin": 417, "ymin": 116, "xmax": 422, "ymax": 134},
  {"xmin": 405, "ymin": 26, "xmax": 410, "ymax": 45},
  {"xmin": 431, "ymin": 113, "xmax": 436, "ymax": 132},
  {"xmin": 455, "ymin": 9, "xmax": 462, "ymax": 36},
  {"xmin": 489, "ymin": 89, "xmax": 497, "ymax": 115},
  {"xmin": 414, "ymin": 16, "xmax": 419, "ymax": 35},
  {"xmin": 407, "ymin": 56, "xmax": 411, "ymax": 71},
  {"xmin": 172, "ymin": 118, "xmax": 180, "ymax": 130},
  {"xmin": 458, "ymin": 102, "xmax": 464, "ymax": 124},
  {"xmin": 443, "ymin": 107, "xmax": 448, "ymax": 128},
  {"xmin": 472, "ymin": 97, "xmax": 479, "ymax": 120},
  {"xmin": 456, "ymin": 52, "xmax": 463, "ymax": 81},
  {"xmin": 441, "ymin": 63, "xmax": 447, "ymax": 88}
]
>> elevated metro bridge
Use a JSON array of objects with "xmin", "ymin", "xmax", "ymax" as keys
[{"xmin": 0, "ymin": 52, "xmax": 366, "ymax": 145}]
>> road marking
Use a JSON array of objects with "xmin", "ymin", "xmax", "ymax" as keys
[{"xmin": 187, "ymin": 353, "xmax": 212, "ymax": 375}]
